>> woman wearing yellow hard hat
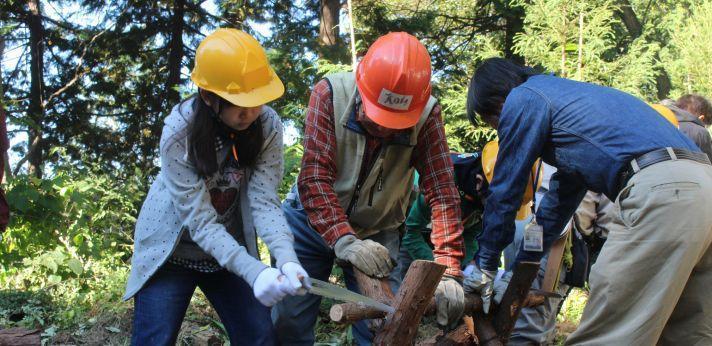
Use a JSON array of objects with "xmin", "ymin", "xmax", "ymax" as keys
[{"xmin": 124, "ymin": 29, "xmax": 308, "ymax": 345}]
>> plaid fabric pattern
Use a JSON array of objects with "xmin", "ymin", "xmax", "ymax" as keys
[{"xmin": 297, "ymin": 79, "xmax": 465, "ymax": 277}]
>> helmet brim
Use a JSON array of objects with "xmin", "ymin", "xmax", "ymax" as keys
[
  {"xmin": 211, "ymin": 68, "xmax": 285, "ymax": 108},
  {"xmin": 359, "ymin": 93, "xmax": 423, "ymax": 130}
]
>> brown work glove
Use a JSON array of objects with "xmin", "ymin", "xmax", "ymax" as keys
[{"xmin": 334, "ymin": 235, "xmax": 394, "ymax": 278}]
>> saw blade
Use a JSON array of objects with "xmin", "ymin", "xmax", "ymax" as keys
[{"xmin": 308, "ymin": 278, "xmax": 395, "ymax": 313}]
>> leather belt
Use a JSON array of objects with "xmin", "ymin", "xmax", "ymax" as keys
[{"xmin": 618, "ymin": 147, "xmax": 710, "ymax": 191}]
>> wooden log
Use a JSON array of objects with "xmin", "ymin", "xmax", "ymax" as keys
[
  {"xmin": 463, "ymin": 316, "xmax": 475, "ymax": 340},
  {"xmin": 0, "ymin": 328, "xmax": 41, "ymax": 346},
  {"xmin": 353, "ymin": 267, "xmax": 395, "ymax": 331},
  {"xmin": 329, "ymin": 292, "xmax": 548, "ymax": 324},
  {"xmin": 331, "ymin": 261, "xmax": 543, "ymax": 345},
  {"xmin": 373, "ymin": 260, "xmax": 446, "ymax": 346},
  {"xmin": 471, "ymin": 309, "xmax": 503, "ymax": 346},
  {"xmin": 417, "ymin": 323, "xmax": 476, "ymax": 346},
  {"xmin": 492, "ymin": 261, "xmax": 540, "ymax": 344},
  {"xmin": 541, "ymin": 228, "xmax": 570, "ymax": 292},
  {"xmin": 329, "ymin": 302, "xmax": 387, "ymax": 322},
  {"xmin": 523, "ymin": 293, "xmax": 545, "ymax": 308},
  {"xmin": 353, "ymin": 267, "xmax": 395, "ymax": 304}
]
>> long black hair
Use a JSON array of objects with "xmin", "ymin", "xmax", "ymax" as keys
[
  {"xmin": 466, "ymin": 58, "xmax": 539, "ymax": 125},
  {"xmin": 186, "ymin": 93, "xmax": 263, "ymax": 177}
]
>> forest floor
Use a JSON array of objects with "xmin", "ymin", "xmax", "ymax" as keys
[{"xmin": 1, "ymin": 271, "xmax": 588, "ymax": 345}]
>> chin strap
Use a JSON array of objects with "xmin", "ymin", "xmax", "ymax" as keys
[
  {"xmin": 229, "ymin": 133, "xmax": 239, "ymax": 162},
  {"xmin": 203, "ymin": 97, "xmax": 239, "ymax": 163}
]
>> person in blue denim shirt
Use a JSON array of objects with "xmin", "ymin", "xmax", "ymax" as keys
[{"xmin": 462, "ymin": 58, "xmax": 712, "ymax": 345}]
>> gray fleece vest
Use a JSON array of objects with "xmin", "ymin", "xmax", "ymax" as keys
[{"xmin": 326, "ymin": 72, "xmax": 436, "ymax": 238}]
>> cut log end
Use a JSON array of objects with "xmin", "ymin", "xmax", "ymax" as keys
[{"xmin": 329, "ymin": 302, "xmax": 388, "ymax": 324}]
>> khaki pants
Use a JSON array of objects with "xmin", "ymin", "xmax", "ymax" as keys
[{"xmin": 566, "ymin": 160, "xmax": 712, "ymax": 346}]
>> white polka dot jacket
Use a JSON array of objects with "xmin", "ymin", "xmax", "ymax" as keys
[{"xmin": 123, "ymin": 98, "xmax": 299, "ymax": 300}]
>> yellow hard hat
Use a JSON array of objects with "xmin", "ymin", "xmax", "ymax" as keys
[
  {"xmin": 482, "ymin": 140, "xmax": 543, "ymax": 220},
  {"xmin": 190, "ymin": 29, "xmax": 284, "ymax": 107},
  {"xmin": 650, "ymin": 104, "xmax": 679, "ymax": 128}
]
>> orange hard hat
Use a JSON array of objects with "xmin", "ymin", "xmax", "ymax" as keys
[{"xmin": 356, "ymin": 32, "xmax": 432, "ymax": 130}]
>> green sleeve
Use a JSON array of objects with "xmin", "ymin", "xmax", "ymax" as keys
[
  {"xmin": 462, "ymin": 223, "xmax": 481, "ymax": 265},
  {"xmin": 403, "ymin": 194, "xmax": 434, "ymax": 261},
  {"xmin": 405, "ymin": 194, "xmax": 431, "ymax": 230}
]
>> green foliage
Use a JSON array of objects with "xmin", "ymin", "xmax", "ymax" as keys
[
  {"xmin": 1, "ymin": 258, "xmax": 130, "ymax": 330},
  {"xmin": 3, "ymin": 0, "xmax": 711, "ymax": 341},
  {"xmin": 513, "ymin": 0, "xmax": 659, "ymax": 99},
  {"xmin": 316, "ymin": 59, "xmax": 353, "ymax": 77},
  {"xmin": 2, "ymin": 151, "xmax": 147, "ymax": 270},
  {"xmin": 0, "ymin": 290, "xmax": 54, "ymax": 328},
  {"xmin": 664, "ymin": 1, "xmax": 712, "ymax": 97},
  {"xmin": 280, "ymin": 142, "xmax": 304, "ymax": 198},
  {"xmin": 0, "ymin": 147, "xmax": 144, "ymax": 329},
  {"xmin": 440, "ymin": 84, "xmax": 497, "ymax": 153}
]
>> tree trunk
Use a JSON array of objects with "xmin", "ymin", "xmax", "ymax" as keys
[
  {"xmin": 26, "ymin": 0, "xmax": 44, "ymax": 178},
  {"xmin": 616, "ymin": 0, "xmax": 642, "ymax": 38},
  {"xmin": 577, "ymin": 12, "xmax": 584, "ymax": 81},
  {"xmin": 0, "ymin": 35, "xmax": 7, "ymax": 179},
  {"xmin": 166, "ymin": 0, "xmax": 185, "ymax": 105},
  {"xmin": 503, "ymin": 4, "xmax": 525, "ymax": 65},
  {"xmin": 347, "ymin": 0, "xmax": 357, "ymax": 69},
  {"xmin": 0, "ymin": 35, "xmax": 9, "ymax": 233},
  {"xmin": 615, "ymin": 0, "xmax": 671, "ymax": 99},
  {"xmin": 559, "ymin": 2, "xmax": 568, "ymax": 78},
  {"xmin": 318, "ymin": 0, "xmax": 341, "ymax": 60}
]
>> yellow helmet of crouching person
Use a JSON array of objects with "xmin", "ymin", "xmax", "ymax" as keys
[
  {"xmin": 482, "ymin": 140, "xmax": 543, "ymax": 220},
  {"xmin": 650, "ymin": 104, "xmax": 679, "ymax": 128}
]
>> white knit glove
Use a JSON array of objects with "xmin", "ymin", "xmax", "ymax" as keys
[
  {"xmin": 253, "ymin": 267, "xmax": 289, "ymax": 307},
  {"xmin": 280, "ymin": 262, "xmax": 311, "ymax": 296}
]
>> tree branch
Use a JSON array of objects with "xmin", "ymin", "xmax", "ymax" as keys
[
  {"xmin": 12, "ymin": 132, "xmax": 39, "ymax": 176},
  {"xmin": 42, "ymin": 6, "xmax": 128, "ymax": 109}
]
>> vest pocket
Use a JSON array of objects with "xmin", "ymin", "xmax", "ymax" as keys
[{"xmin": 368, "ymin": 167, "xmax": 384, "ymax": 207}]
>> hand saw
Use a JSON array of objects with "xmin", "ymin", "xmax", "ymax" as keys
[{"xmin": 307, "ymin": 278, "xmax": 394, "ymax": 314}]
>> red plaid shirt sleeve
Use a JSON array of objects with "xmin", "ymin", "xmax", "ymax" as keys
[
  {"xmin": 297, "ymin": 79, "xmax": 355, "ymax": 246},
  {"xmin": 413, "ymin": 104, "xmax": 465, "ymax": 278}
]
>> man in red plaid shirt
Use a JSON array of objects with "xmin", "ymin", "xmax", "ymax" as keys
[{"xmin": 272, "ymin": 32, "xmax": 465, "ymax": 345}]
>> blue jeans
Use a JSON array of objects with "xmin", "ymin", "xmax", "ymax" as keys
[
  {"xmin": 272, "ymin": 197, "xmax": 401, "ymax": 346},
  {"xmin": 131, "ymin": 262, "xmax": 276, "ymax": 346}
]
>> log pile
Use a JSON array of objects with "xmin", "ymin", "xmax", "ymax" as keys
[{"xmin": 335, "ymin": 260, "xmax": 543, "ymax": 345}]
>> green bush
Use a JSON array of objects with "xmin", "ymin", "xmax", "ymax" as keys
[
  {"xmin": 1, "ymin": 156, "xmax": 147, "ymax": 273},
  {"xmin": 0, "ymin": 290, "xmax": 54, "ymax": 328},
  {"xmin": 0, "ymin": 151, "xmax": 147, "ymax": 330}
]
